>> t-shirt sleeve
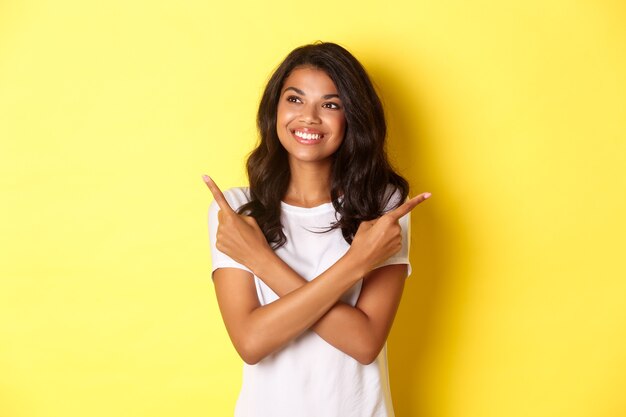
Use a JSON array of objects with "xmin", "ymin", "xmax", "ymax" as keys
[
  {"xmin": 376, "ymin": 187, "xmax": 413, "ymax": 278},
  {"xmin": 208, "ymin": 198, "xmax": 252, "ymax": 279}
]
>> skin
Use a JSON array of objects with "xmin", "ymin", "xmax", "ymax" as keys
[
  {"xmin": 203, "ymin": 66, "xmax": 432, "ymax": 365},
  {"xmin": 275, "ymin": 66, "xmax": 346, "ymax": 206}
]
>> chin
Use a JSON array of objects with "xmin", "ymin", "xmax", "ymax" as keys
[{"xmin": 288, "ymin": 152, "xmax": 334, "ymax": 164}]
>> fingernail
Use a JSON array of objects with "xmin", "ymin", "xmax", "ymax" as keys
[
  {"xmin": 423, "ymin": 192, "xmax": 432, "ymax": 199},
  {"xmin": 202, "ymin": 175, "xmax": 210, "ymax": 182}
]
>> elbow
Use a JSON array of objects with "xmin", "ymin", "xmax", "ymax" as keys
[
  {"xmin": 235, "ymin": 334, "xmax": 266, "ymax": 365},
  {"xmin": 240, "ymin": 352, "xmax": 262, "ymax": 366},
  {"xmin": 353, "ymin": 342, "xmax": 383, "ymax": 365},
  {"xmin": 355, "ymin": 352, "xmax": 378, "ymax": 366}
]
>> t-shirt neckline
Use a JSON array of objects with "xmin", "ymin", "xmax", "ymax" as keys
[{"xmin": 280, "ymin": 200, "xmax": 336, "ymax": 214}]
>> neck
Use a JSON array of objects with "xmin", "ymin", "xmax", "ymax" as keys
[{"xmin": 283, "ymin": 158, "xmax": 333, "ymax": 208}]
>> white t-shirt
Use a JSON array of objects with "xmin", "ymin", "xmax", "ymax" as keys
[{"xmin": 208, "ymin": 186, "xmax": 411, "ymax": 417}]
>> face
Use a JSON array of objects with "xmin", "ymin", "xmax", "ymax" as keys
[{"xmin": 276, "ymin": 66, "xmax": 346, "ymax": 165}]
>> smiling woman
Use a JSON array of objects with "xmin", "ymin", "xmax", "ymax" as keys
[
  {"xmin": 203, "ymin": 42, "xmax": 431, "ymax": 417},
  {"xmin": 276, "ymin": 67, "xmax": 346, "ymax": 165}
]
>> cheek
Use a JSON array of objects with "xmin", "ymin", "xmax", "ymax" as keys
[
  {"xmin": 334, "ymin": 115, "xmax": 347, "ymax": 138},
  {"xmin": 276, "ymin": 104, "xmax": 295, "ymax": 125},
  {"xmin": 329, "ymin": 118, "xmax": 346, "ymax": 153}
]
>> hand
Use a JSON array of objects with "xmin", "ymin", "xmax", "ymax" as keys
[
  {"xmin": 348, "ymin": 192, "xmax": 431, "ymax": 272},
  {"xmin": 203, "ymin": 175, "xmax": 273, "ymax": 273}
]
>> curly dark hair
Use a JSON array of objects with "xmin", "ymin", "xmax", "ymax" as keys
[{"xmin": 237, "ymin": 41, "xmax": 409, "ymax": 249}]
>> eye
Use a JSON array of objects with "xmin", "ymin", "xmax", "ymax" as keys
[
  {"xmin": 323, "ymin": 102, "xmax": 342, "ymax": 110},
  {"xmin": 286, "ymin": 95, "xmax": 302, "ymax": 104}
]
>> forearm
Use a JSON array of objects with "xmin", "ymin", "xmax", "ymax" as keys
[
  {"xmin": 252, "ymin": 251, "xmax": 376, "ymax": 361},
  {"xmin": 242, "ymin": 251, "xmax": 366, "ymax": 364}
]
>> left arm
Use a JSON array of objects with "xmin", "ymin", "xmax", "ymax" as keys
[{"xmin": 254, "ymin": 253, "xmax": 406, "ymax": 364}]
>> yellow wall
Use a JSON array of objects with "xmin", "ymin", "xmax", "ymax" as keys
[{"xmin": 1, "ymin": 1, "xmax": 625, "ymax": 416}]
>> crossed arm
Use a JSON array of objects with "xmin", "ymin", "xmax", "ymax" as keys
[
  {"xmin": 205, "ymin": 177, "xmax": 429, "ymax": 365},
  {"xmin": 213, "ymin": 248, "xmax": 407, "ymax": 365}
]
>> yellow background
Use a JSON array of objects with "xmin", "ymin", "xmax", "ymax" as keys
[{"xmin": 1, "ymin": 0, "xmax": 625, "ymax": 416}]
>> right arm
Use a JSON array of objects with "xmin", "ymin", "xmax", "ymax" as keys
[
  {"xmin": 248, "ymin": 251, "xmax": 409, "ymax": 365},
  {"xmin": 212, "ymin": 249, "xmax": 366, "ymax": 365}
]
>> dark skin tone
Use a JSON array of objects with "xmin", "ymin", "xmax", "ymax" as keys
[{"xmin": 203, "ymin": 67, "xmax": 431, "ymax": 365}]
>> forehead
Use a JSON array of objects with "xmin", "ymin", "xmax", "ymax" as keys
[{"xmin": 282, "ymin": 66, "xmax": 339, "ymax": 94}]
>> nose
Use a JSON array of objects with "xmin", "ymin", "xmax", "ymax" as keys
[{"xmin": 300, "ymin": 104, "xmax": 321, "ymax": 124}]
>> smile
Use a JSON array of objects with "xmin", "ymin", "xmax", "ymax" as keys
[{"xmin": 292, "ymin": 129, "xmax": 324, "ymax": 141}]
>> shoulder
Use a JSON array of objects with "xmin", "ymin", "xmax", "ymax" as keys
[
  {"xmin": 381, "ymin": 184, "xmax": 406, "ymax": 214},
  {"xmin": 222, "ymin": 186, "xmax": 252, "ymax": 209},
  {"xmin": 209, "ymin": 186, "xmax": 251, "ymax": 213}
]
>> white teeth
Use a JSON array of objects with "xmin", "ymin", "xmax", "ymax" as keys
[{"xmin": 294, "ymin": 131, "xmax": 322, "ymax": 140}]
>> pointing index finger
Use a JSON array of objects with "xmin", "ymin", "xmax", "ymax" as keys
[
  {"xmin": 202, "ymin": 175, "xmax": 235, "ymax": 214},
  {"xmin": 386, "ymin": 192, "xmax": 432, "ymax": 220}
]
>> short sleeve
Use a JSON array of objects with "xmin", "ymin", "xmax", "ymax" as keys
[
  {"xmin": 208, "ymin": 195, "xmax": 252, "ymax": 279},
  {"xmin": 376, "ymin": 186, "xmax": 412, "ymax": 278}
]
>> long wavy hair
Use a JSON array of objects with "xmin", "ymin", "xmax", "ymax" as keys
[{"xmin": 238, "ymin": 41, "xmax": 409, "ymax": 249}]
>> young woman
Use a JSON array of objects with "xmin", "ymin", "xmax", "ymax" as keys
[{"xmin": 203, "ymin": 42, "xmax": 430, "ymax": 417}]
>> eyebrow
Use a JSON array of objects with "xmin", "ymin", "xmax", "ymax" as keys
[{"xmin": 283, "ymin": 86, "xmax": 340, "ymax": 100}]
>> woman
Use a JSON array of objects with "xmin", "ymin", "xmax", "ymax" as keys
[{"xmin": 203, "ymin": 42, "xmax": 431, "ymax": 417}]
